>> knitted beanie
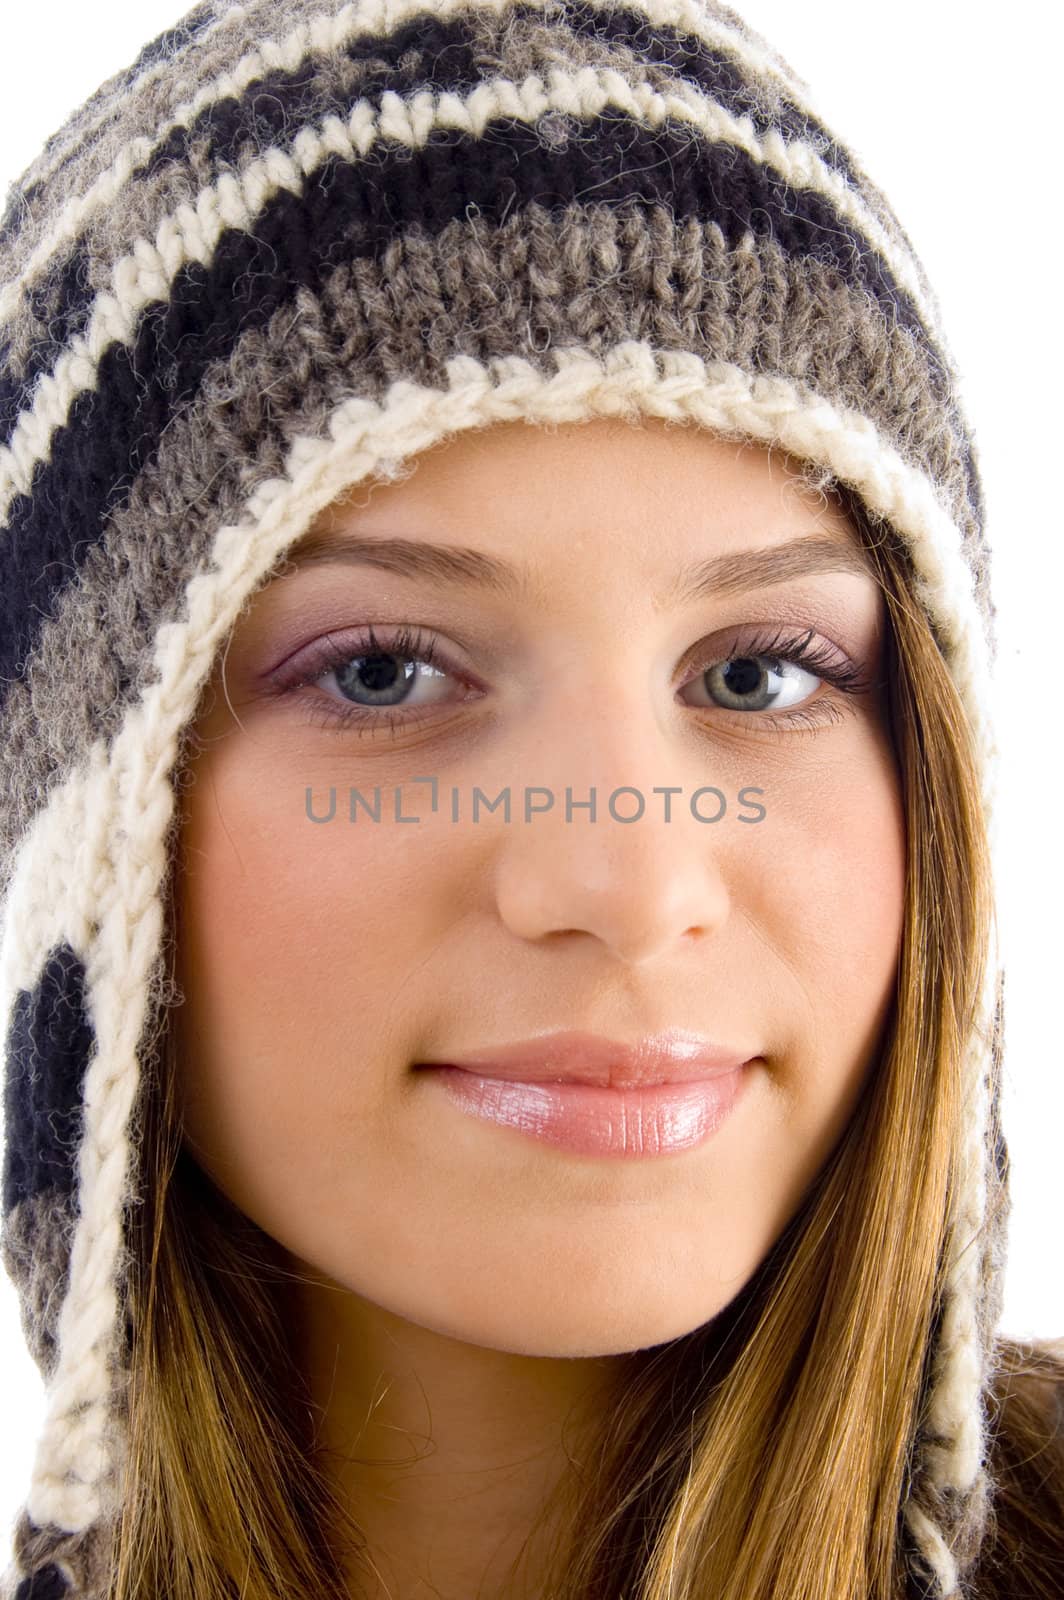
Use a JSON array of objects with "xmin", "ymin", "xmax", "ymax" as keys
[{"xmin": 0, "ymin": 1, "xmax": 1008, "ymax": 1597}]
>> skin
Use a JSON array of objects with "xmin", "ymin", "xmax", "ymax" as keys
[{"xmin": 173, "ymin": 416, "xmax": 906, "ymax": 1599}]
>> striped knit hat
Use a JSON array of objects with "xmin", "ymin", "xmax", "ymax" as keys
[{"xmin": 0, "ymin": 1, "xmax": 1008, "ymax": 1596}]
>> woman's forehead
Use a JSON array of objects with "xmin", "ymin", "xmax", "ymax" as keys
[{"xmin": 289, "ymin": 417, "xmax": 868, "ymax": 576}]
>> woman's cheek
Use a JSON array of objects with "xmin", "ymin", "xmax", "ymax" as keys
[
  {"xmin": 173, "ymin": 735, "xmax": 450, "ymax": 1129},
  {"xmin": 734, "ymin": 728, "xmax": 904, "ymax": 1112}
]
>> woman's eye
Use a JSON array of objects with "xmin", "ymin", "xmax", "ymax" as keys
[
  {"xmin": 320, "ymin": 646, "xmax": 454, "ymax": 713},
  {"xmin": 681, "ymin": 653, "xmax": 822, "ymax": 714},
  {"xmin": 271, "ymin": 622, "xmax": 476, "ymax": 734},
  {"xmin": 675, "ymin": 626, "xmax": 871, "ymax": 730}
]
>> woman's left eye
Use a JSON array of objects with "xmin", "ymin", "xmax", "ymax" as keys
[
  {"xmin": 678, "ymin": 624, "xmax": 872, "ymax": 733},
  {"xmin": 272, "ymin": 621, "xmax": 871, "ymax": 737}
]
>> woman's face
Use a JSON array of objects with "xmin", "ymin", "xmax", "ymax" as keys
[{"xmin": 173, "ymin": 416, "xmax": 904, "ymax": 1358}]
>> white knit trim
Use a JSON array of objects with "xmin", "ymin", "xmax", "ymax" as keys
[
  {"xmin": 901, "ymin": 1500, "xmax": 960, "ymax": 1599},
  {"xmin": 0, "ymin": 0, "xmax": 887, "ymax": 333},
  {"xmin": 9, "ymin": 341, "xmax": 994, "ymax": 1531},
  {"xmin": 924, "ymin": 955, "xmax": 998, "ymax": 1473},
  {"xmin": 0, "ymin": 740, "xmax": 115, "ymax": 1041},
  {"xmin": 901, "ymin": 925, "xmax": 1002, "ymax": 1597},
  {"xmin": 0, "ymin": 64, "xmax": 935, "ymax": 534}
]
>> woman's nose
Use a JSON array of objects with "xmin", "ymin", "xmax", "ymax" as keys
[{"xmin": 490, "ymin": 776, "xmax": 732, "ymax": 967}]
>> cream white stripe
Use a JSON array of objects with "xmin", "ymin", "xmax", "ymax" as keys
[
  {"xmin": 0, "ymin": 344, "xmax": 994, "ymax": 1531},
  {"xmin": 900, "ymin": 1501, "xmax": 959, "ymax": 1598},
  {"xmin": 0, "ymin": 66, "xmax": 933, "ymax": 533},
  {"xmin": 0, "ymin": 0, "xmax": 868, "ymax": 331}
]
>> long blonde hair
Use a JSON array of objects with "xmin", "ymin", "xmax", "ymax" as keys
[{"xmin": 112, "ymin": 481, "xmax": 1064, "ymax": 1600}]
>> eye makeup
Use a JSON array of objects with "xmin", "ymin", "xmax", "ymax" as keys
[{"xmin": 259, "ymin": 615, "xmax": 877, "ymax": 742}]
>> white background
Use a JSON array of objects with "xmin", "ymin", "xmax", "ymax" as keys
[{"xmin": 1, "ymin": 0, "xmax": 1061, "ymax": 1572}]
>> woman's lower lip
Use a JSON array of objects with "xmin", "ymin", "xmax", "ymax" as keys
[{"xmin": 426, "ymin": 1065, "xmax": 750, "ymax": 1158}]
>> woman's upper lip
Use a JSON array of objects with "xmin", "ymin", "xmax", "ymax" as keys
[{"xmin": 419, "ymin": 1030, "xmax": 756, "ymax": 1086}]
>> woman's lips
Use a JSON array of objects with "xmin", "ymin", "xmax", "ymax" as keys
[
  {"xmin": 417, "ymin": 1032, "xmax": 756, "ymax": 1158},
  {"xmin": 418, "ymin": 1028, "xmax": 754, "ymax": 1086}
]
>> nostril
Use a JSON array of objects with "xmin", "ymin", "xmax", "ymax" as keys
[{"xmin": 14, "ymin": 1564, "xmax": 69, "ymax": 1600}]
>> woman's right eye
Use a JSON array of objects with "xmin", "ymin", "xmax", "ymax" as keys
[{"xmin": 273, "ymin": 622, "xmax": 479, "ymax": 735}]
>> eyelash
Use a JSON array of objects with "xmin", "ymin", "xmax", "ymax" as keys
[{"xmin": 273, "ymin": 621, "xmax": 874, "ymax": 739}]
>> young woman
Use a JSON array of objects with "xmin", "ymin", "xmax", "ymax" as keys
[{"xmin": 0, "ymin": 2, "xmax": 1060, "ymax": 1598}]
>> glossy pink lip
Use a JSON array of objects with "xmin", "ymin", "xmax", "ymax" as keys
[
  {"xmin": 423, "ymin": 1064, "xmax": 752, "ymax": 1159},
  {"xmin": 417, "ymin": 1029, "xmax": 754, "ymax": 1087}
]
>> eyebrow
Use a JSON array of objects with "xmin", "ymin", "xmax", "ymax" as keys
[{"xmin": 279, "ymin": 528, "xmax": 876, "ymax": 607}]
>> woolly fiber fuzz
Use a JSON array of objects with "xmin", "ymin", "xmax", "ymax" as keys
[{"xmin": 0, "ymin": 2, "xmax": 1008, "ymax": 1596}]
